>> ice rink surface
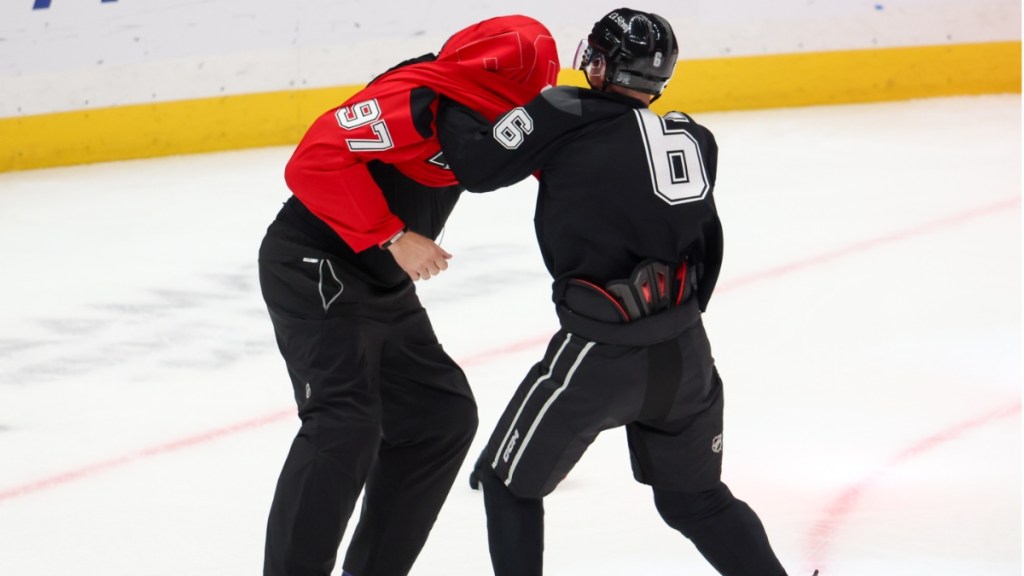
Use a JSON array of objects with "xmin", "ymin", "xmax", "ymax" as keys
[{"xmin": 0, "ymin": 95, "xmax": 1020, "ymax": 575}]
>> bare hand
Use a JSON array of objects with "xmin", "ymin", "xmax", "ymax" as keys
[{"xmin": 386, "ymin": 230, "xmax": 452, "ymax": 281}]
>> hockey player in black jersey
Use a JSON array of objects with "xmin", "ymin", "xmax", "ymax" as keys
[{"xmin": 438, "ymin": 8, "xmax": 794, "ymax": 576}]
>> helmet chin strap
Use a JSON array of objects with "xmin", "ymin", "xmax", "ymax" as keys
[{"xmin": 587, "ymin": 75, "xmax": 610, "ymax": 92}]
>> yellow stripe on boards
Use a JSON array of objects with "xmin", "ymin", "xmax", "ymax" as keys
[
  {"xmin": 1, "ymin": 41, "xmax": 1019, "ymax": 173},
  {"xmin": 653, "ymin": 40, "xmax": 1022, "ymax": 113},
  {"xmin": 0, "ymin": 85, "xmax": 364, "ymax": 173}
]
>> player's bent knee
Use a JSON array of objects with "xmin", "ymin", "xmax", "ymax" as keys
[
  {"xmin": 433, "ymin": 393, "xmax": 479, "ymax": 446},
  {"xmin": 473, "ymin": 463, "xmax": 503, "ymax": 491},
  {"xmin": 483, "ymin": 466, "xmax": 546, "ymax": 500},
  {"xmin": 475, "ymin": 464, "xmax": 544, "ymax": 502},
  {"xmin": 653, "ymin": 482, "xmax": 735, "ymax": 535}
]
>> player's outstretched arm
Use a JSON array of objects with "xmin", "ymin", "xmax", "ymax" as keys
[
  {"xmin": 385, "ymin": 230, "xmax": 452, "ymax": 281},
  {"xmin": 438, "ymin": 98, "xmax": 545, "ymax": 192}
]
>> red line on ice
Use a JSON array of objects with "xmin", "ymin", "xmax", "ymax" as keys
[
  {"xmin": 715, "ymin": 196, "xmax": 1020, "ymax": 293},
  {"xmin": 0, "ymin": 196, "xmax": 1017, "ymax": 505},
  {"xmin": 0, "ymin": 409, "xmax": 295, "ymax": 503},
  {"xmin": 805, "ymin": 400, "xmax": 1021, "ymax": 572}
]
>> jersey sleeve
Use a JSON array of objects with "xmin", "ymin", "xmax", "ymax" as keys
[
  {"xmin": 437, "ymin": 88, "xmax": 577, "ymax": 192},
  {"xmin": 284, "ymin": 82, "xmax": 437, "ymax": 252}
]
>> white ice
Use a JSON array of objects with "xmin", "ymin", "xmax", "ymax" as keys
[{"xmin": 0, "ymin": 95, "xmax": 1020, "ymax": 576}]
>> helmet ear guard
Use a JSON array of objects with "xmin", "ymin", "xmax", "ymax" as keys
[{"xmin": 578, "ymin": 8, "xmax": 678, "ymax": 97}]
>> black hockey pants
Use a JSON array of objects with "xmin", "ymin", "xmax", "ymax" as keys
[
  {"xmin": 258, "ymin": 217, "xmax": 477, "ymax": 576},
  {"xmin": 477, "ymin": 466, "xmax": 786, "ymax": 576},
  {"xmin": 473, "ymin": 306, "xmax": 786, "ymax": 575}
]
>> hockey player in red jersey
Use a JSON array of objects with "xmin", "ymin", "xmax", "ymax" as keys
[
  {"xmin": 283, "ymin": 17, "xmax": 558, "ymax": 270},
  {"xmin": 257, "ymin": 15, "xmax": 559, "ymax": 576}
]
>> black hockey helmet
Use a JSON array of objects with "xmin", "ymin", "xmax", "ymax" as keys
[{"xmin": 573, "ymin": 8, "xmax": 678, "ymax": 96}]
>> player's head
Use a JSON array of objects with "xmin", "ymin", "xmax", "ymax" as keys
[
  {"xmin": 437, "ymin": 15, "xmax": 560, "ymax": 95},
  {"xmin": 573, "ymin": 8, "xmax": 678, "ymax": 98}
]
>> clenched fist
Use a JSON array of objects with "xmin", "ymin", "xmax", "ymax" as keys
[{"xmin": 386, "ymin": 230, "xmax": 452, "ymax": 281}]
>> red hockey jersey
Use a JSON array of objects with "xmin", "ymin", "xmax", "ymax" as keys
[{"xmin": 284, "ymin": 15, "xmax": 560, "ymax": 252}]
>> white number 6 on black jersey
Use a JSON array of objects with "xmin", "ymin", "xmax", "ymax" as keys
[
  {"xmin": 635, "ymin": 109, "xmax": 710, "ymax": 205},
  {"xmin": 493, "ymin": 108, "xmax": 534, "ymax": 149}
]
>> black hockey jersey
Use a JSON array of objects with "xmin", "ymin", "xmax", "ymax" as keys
[{"xmin": 438, "ymin": 86, "xmax": 723, "ymax": 312}]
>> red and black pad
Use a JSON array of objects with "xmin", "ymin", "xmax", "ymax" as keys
[
  {"xmin": 605, "ymin": 259, "xmax": 677, "ymax": 320},
  {"xmin": 563, "ymin": 278, "xmax": 631, "ymax": 323}
]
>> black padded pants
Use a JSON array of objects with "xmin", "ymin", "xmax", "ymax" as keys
[
  {"xmin": 478, "ymin": 465, "xmax": 787, "ymax": 576},
  {"xmin": 259, "ymin": 218, "xmax": 478, "ymax": 576}
]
